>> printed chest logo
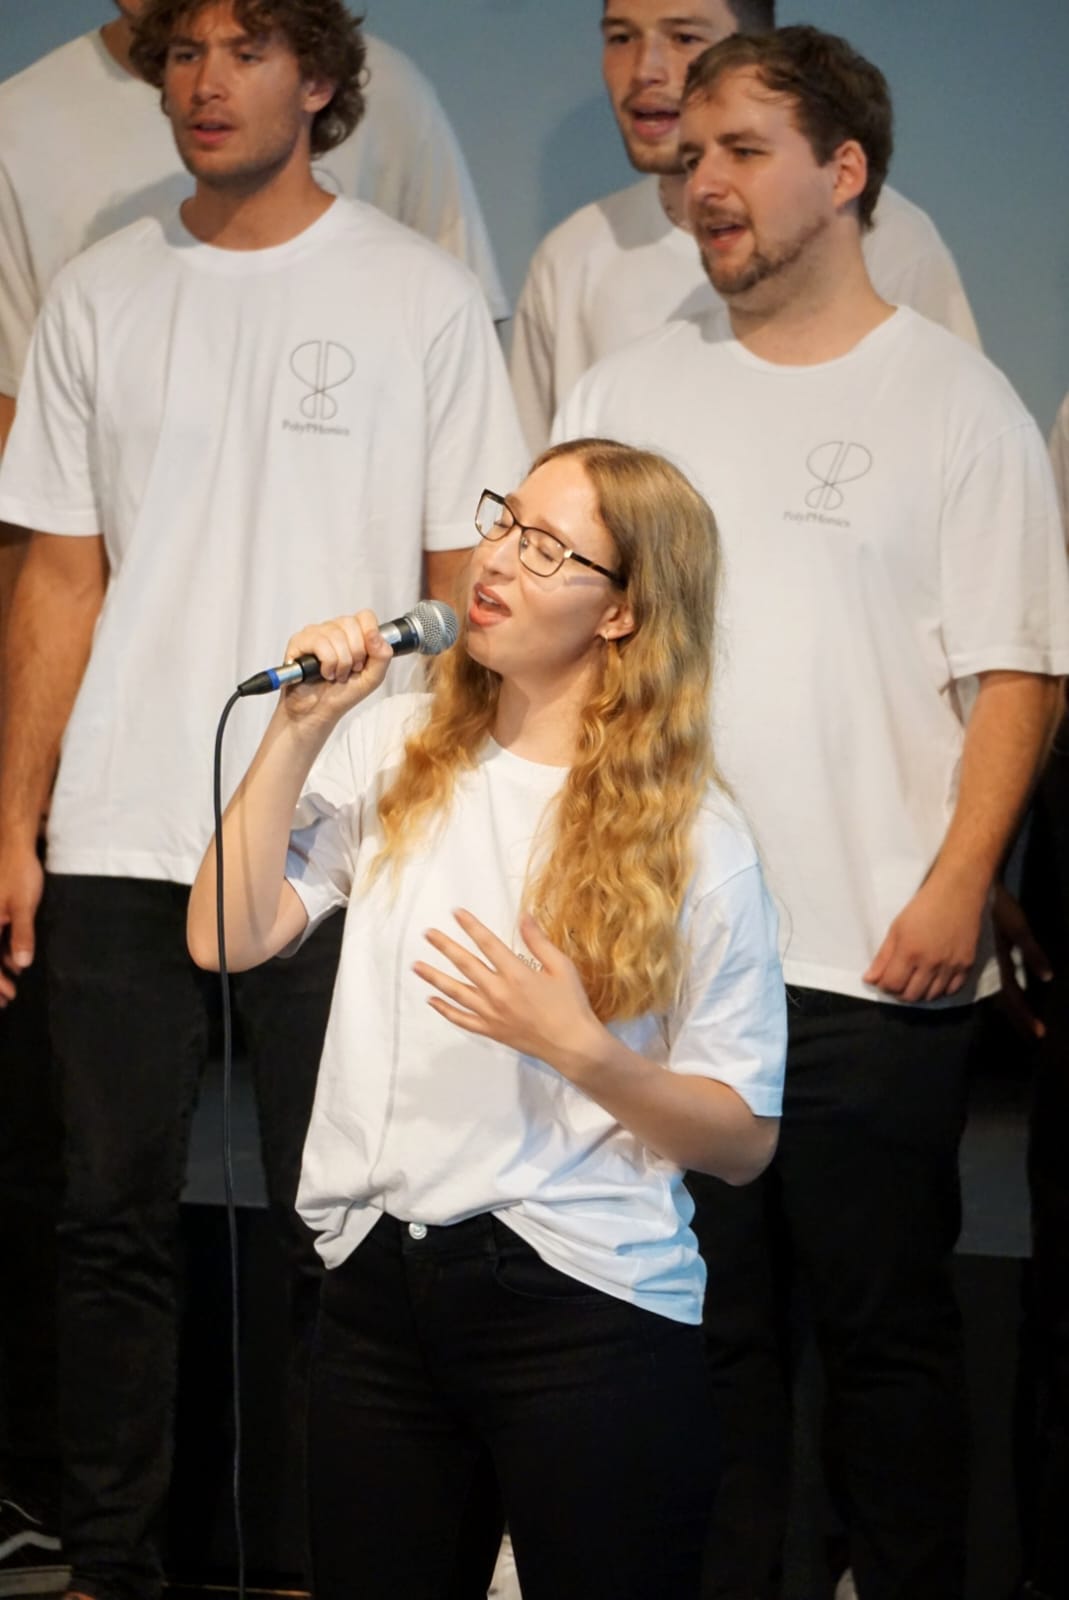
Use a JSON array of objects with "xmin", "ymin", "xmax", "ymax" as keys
[
  {"xmin": 783, "ymin": 441, "xmax": 873, "ymax": 528},
  {"xmin": 283, "ymin": 340, "xmax": 355, "ymax": 437}
]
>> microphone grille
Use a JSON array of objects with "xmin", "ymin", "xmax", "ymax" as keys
[{"xmin": 412, "ymin": 599, "xmax": 459, "ymax": 656}]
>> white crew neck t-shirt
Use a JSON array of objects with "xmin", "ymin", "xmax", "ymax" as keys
[
  {"xmin": 0, "ymin": 29, "xmax": 507, "ymax": 397},
  {"xmin": 510, "ymin": 174, "xmax": 980, "ymax": 451},
  {"xmin": 556, "ymin": 308, "xmax": 1069, "ymax": 1004},
  {"xmin": 0, "ymin": 199, "xmax": 525, "ymax": 884},
  {"xmin": 287, "ymin": 695, "xmax": 787, "ymax": 1326}
]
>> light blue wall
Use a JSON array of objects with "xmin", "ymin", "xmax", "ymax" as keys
[{"xmin": 2, "ymin": 1, "xmax": 1067, "ymax": 430}]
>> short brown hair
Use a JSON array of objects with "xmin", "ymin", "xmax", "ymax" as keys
[
  {"xmin": 131, "ymin": 0, "xmax": 367, "ymax": 156},
  {"xmin": 683, "ymin": 25, "xmax": 893, "ymax": 229}
]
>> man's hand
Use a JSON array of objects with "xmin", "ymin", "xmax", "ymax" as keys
[
  {"xmin": 0, "ymin": 841, "xmax": 44, "ymax": 1005},
  {"xmin": 864, "ymin": 869, "xmax": 987, "ymax": 1003},
  {"xmin": 866, "ymin": 670, "xmax": 1061, "ymax": 1006},
  {"xmin": 414, "ymin": 909, "xmax": 605, "ymax": 1078},
  {"xmin": 991, "ymin": 881, "xmax": 1051, "ymax": 1040}
]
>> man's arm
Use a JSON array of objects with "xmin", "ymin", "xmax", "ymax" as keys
[
  {"xmin": 987, "ymin": 402, "xmax": 1069, "ymax": 1035},
  {"xmin": 0, "ymin": 531, "xmax": 108, "ymax": 1000},
  {"xmin": 424, "ymin": 547, "xmax": 471, "ymax": 607},
  {"xmin": 864, "ymin": 669, "xmax": 1062, "ymax": 1002},
  {"xmin": 0, "ymin": 389, "xmax": 15, "ymax": 449},
  {"xmin": 0, "ymin": 392, "xmax": 31, "ymax": 729}
]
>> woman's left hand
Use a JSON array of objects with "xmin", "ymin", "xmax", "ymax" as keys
[{"xmin": 414, "ymin": 910, "xmax": 605, "ymax": 1079}]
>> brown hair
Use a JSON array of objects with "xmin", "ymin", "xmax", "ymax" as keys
[
  {"xmin": 724, "ymin": 0, "xmax": 775, "ymax": 30},
  {"xmin": 684, "ymin": 25, "xmax": 893, "ymax": 228},
  {"xmin": 131, "ymin": 0, "xmax": 366, "ymax": 156}
]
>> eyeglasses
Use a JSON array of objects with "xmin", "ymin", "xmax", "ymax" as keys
[{"xmin": 474, "ymin": 490, "xmax": 626, "ymax": 587}]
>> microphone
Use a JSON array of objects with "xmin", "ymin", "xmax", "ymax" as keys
[{"xmin": 237, "ymin": 600, "xmax": 459, "ymax": 697}]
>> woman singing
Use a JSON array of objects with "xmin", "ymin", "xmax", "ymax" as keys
[{"xmin": 187, "ymin": 437, "xmax": 786, "ymax": 1600}]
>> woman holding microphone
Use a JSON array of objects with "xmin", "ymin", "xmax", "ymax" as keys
[{"xmin": 188, "ymin": 437, "xmax": 785, "ymax": 1600}]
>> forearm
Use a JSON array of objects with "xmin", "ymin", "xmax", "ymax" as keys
[
  {"xmin": 0, "ymin": 535, "xmax": 104, "ymax": 847},
  {"xmin": 190, "ymin": 608, "xmax": 393, "ymax": 969},
  {"xmin": 0, "ymin": 393, "xmax": 27, "ymax": 726},
  {"xmin": 187, "ymin": 703, "xmax": 326, "ymax": 970},
  {"xmin": 932, "ymin": 670, "xmax": 1062, "ymax": 898},
  {"xmin": 424, "ymin": 546, "xmax": 471, "ymax": 605},
  {"xmin": 0, "ymin": 536, "xmax": 28, "ymax": 734},
  {"xmin": 560, "ymin": 1024, "xmax": 778, "ymax": 1185},
  {"xmin": 0, "ymin": 390, "xmax": 13, "ymax": 457}
]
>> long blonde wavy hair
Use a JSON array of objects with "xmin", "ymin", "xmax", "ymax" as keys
[{"xmin": 374, "ymin": 438, "xmax": 723, "ymax": 1021}]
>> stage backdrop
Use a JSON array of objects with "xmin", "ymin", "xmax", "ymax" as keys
[{"xmin": 2, "ymin": 0, "xmax": 1067, "ymax": 432}]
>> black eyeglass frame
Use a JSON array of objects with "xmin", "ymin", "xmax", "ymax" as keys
[{"xmin": 475, "ymin": 490, "xmax": 627, "ymax": 588}]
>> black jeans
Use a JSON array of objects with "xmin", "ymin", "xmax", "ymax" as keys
[
  {"xmin": 43, "ymin": 874, "xmax": 344, "ymax": 1600},
  {"xmin": 307, "ymin": 1211, "xmax": 718, "ymax": 1600},
  {"xmin": 1016, "ymin": 721, "xmax": 1069, "ymax": 1597},
  {"xmin": 690, "ymin": 988, "xmax": 976, "ymax": 1600},
  {"xmin": 0, "ymin": 873, "xmax": 61, "ymax": 1516}
]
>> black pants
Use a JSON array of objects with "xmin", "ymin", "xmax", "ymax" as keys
[
  {"xmin": 42, "ymin": 874, "xmax": 343, "ymax": 1600},
  {"xmin": 0, "ymin": 875, "xmax": 61, "ymax": 1516},
  {"xmin": 690, "ymin": 988, "xmax": 976, "ymax": 1600},
  {"xmin": 308, "ymin": 1211, "xmax": 718, "ymax": 1600},
  {"xmin": 1017, "ymin": 721, "xmax": 1069, "ymax": 1596}
]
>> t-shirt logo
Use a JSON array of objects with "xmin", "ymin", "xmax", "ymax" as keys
[
  {"xmin": 290, "ymin": 340, "xmax": 355, "ymax": 421},
  {"xmin": 805, "ymin": 442, "xmax": 873, "ymax": 512}
]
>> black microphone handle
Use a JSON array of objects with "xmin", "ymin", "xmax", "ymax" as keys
[
  {"xmin": 293, "ymin": 653, "xmax": 322, "ymax": 683},
  {"xmin": 236, "ymin": 603, "xmax": 456, "ymax": 697}
]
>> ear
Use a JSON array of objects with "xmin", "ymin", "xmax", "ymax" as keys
[
  {"xmin": 830, "ymin": 138, "xmax": 868, "ymax": 213},
  {"xmin": 302, "ymin": 75, "xmax": 336, "ymax": 117},
  {"xmin": 599, "ymin": 599, "xmax": 636, "ymax": 643}
]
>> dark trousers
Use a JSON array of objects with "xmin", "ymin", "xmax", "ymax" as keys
[
  {"xmin": 42, "ymin": 874, "xmax": 344, "ymax": 1600},
  {"xmin": 0, "ymin": 876, "xmax": 61, "ymax": 1515},
  {"xmin": 690, "ymin": 988, "xmax": 976, "ymax": 1600},
  {"xmin": 1017, "ymin": 722, "xmax": 1069, "ymax": 1596},
  {"xmin": 308, "ymin": 1211, "xmax": 718, "ymax": 1600}
]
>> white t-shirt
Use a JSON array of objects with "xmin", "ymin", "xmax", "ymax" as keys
[
  {"xmin": 0, "ymin": 29, "xmax": 507, "ymax": 396},
  {"xmin": 0, "ymin": 199, "xmax": 526, "ymax": 884},
  {"xmin": 556, "ymin": 308, "xmax": 1069, "ymax": 1004},
  {"xmin": 511, "ymin": 174, "xmax": 980, "ymax": 451},
  {"xmin": 287, "ymin": 694, "xmax": 787, "ymax": 1325},
  {"xmin": 1051, "ymin": 391, "xmax": 1069, "ymax": 537}
]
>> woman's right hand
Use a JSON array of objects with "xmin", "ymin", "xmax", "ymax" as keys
[{"xmin": 277, "ymin": 609, "xmax": 394, "ymax": 731}]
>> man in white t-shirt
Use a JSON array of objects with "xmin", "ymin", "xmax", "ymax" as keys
[
  {"xmin": 0, "ymin": 3, "xmax": 508, "ymax": 642},
  {"xmin": 0, "ymin": 6, "xmax": 510, "ymax": 1586},
  {"xmin": 556, "ymin": 26, "xmax": 1069, "ymax": 1600},
  {"xmin": 510, "ymin": 0, "xmax": 979, "ymax": 452},
  {"xmin": 0, "ymin": 1, "xmax": 507, "ymax": 408},
  {"xmin": 0, "ymin": 4, "xmax": 524, "ymax": 1599}
]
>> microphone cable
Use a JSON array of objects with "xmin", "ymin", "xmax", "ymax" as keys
[
  {"xmin": 204, "ymin": 601, "xmax": 457, "ymax": 1600},
  {"xmin": 212, "ymin": 688, "xmax": 247, "ymax": 1600}
]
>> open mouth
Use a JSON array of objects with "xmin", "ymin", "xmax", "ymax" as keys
[
  {"xmin": 470, "ymin": 584, "xmax": 511, "ymax": 622},
  {"xmin": 189, "ymin": 121, "xmax": 234, "ymax": 143},
  {"xmin": 628, "ymin": 104, "xmax": 679, "ymax": 140},
  {"xmin": 701, "ymin": 219, "xmax": 748, "ymax": 249}
]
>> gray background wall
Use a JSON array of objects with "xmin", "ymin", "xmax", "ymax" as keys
[{"xmin": 2, "ymin": 0, "xmax": 1067, "ymax": 431}]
